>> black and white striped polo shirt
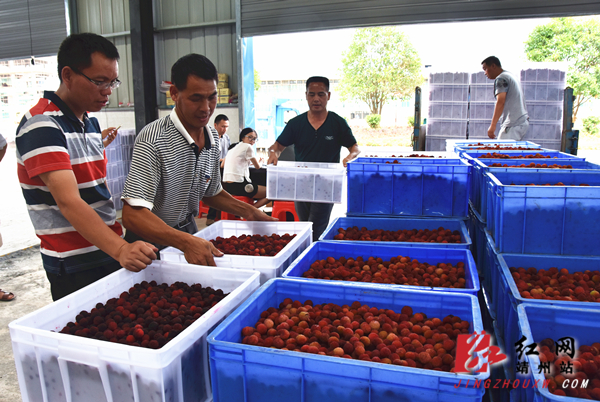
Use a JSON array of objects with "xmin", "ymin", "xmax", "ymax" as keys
[{"xmin": 122, "ymin": 109, "xmax": 222, "ymax": 227}]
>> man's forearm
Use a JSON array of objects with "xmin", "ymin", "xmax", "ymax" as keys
[
  {"xmin": 491, "ymin": 96, "xmax": 506, "ymax": 126},
  {"xmin": 122, "ymin": 203, "xmax": 195, "ymax": 250}
]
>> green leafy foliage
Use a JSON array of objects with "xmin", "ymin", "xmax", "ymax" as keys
[
  {"xmin": 525, "ymin": 17, "xmax": 600, "ymax": 122},
  {"xmin": 366, "ymin": 114, "xmax": 381, "ymax": 129},
  {"xmin": 254, "ymin": 69, "xmax": 261, "ymax": 92},
  {"xmin": 407, "ymin": 116, "xmax": 415, "ymax": 127},
  {"xmin": 583, "ymin": 116, "xmax": 600, "ymax": 136},
  {"xmin": 339, "ymin": 27, "xmax": 424, "ymax": 116}
]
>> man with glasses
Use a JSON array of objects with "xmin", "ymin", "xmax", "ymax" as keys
[
  {"xmin": 121, "ymin": 54, "xmax": 273, "ymax": 266},
  {"xmin": 267, "ymin": 76, "xmax": 360, "ymax": 241},
  {"xmin": 15, "ymin": 33, "xmax": 157, "ymax": 301}
]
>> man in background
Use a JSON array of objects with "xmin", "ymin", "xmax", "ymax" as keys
[
  {"xmin": 482, "ymin": 56, "xmax": 529, "ymax": 140},
  {"xmin": 206, "ymin": 114, "xmax": 230, "ymax": 225},
  {"xmin": 267, "ymin": 76, "xmax": 360, "ymax": 240}
]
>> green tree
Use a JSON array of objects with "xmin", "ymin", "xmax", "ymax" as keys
[
  {"xmin": 525, "ymin": 17, "xmax": 600, "ymax": 122},
  {"xmin": 254, "ymin": 69, "xmax": 261, "ymax": 92},
  {"xmin": 339, "ymin": 27, "xmax": 424, "ymax": 116}
]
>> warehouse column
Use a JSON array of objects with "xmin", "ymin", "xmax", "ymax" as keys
[{"xmin": 129, "ymin": 0, "xmax": 157, "ymax": 134}]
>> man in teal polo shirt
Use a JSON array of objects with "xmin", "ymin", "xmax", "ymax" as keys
[{"xmin": 267, "ymin": 76, "xmax": 360, "ymax": 241}]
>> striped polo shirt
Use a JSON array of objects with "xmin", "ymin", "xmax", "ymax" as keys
[
  {"xmin": 122, "ymin": 108, "xmax": 222, "ymax": 227},
  {"xmin": 16, "ymin": 91, "xmax": 122, "ymax": 274}
]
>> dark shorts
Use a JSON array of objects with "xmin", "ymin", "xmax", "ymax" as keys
[
  {"xmin": 223, "ymin": 179, "xmax": 259, "ymax": 198},
  {"xmin": 46, "ymin": 261, "xmax": 122, "ymax": 301}
]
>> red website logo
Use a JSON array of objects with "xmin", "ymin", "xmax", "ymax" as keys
[{"xmin": 455, "ymin": 331, "xmax": 507, "ymax": 373}]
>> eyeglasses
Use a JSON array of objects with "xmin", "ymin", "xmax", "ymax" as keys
[
  {"xmin": 247, "ymin": 136, "xmax": 257, "ymax": 142},
  {"xmin": 72, "ymin": 68, "xmax": 121, "ymax": 90}
]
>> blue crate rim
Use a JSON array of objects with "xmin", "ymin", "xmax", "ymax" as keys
[
  {"xmin": 208, "ymin": 278, "xmax": 488, "ymax": 380},
  {"xmin": 281, "ymin": 241, "xmax": 480, "ymax": 294},
  {"xmin": 319, "ymin": 215, "xmax": 473, "ymax": 247}
]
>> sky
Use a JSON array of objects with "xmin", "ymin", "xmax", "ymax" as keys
[{"xmin": 252, "ymin": 17, "xmax": 554, "ymax": 80}]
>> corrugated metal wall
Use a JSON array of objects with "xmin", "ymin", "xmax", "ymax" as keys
[
  {"xmin": 154, "ymin": 0, "xmax": 238, "ymax": 103},
  {"xmin": 239, "ymin": 0, "xmax": 600, "ymax": 37},
  {"xmin": 76, "ymin": 0, "xmax": 237, "ymax": 109},
  {"xmin": 76, "ymin": 0, "xmax": 134, "ymax": 108}
]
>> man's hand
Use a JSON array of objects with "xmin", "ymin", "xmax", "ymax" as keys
[
  {"xmin": 267, "ymin": 151, "xmax": 278, "ymax": 165},
  {"xmin": 487, "ymin": 124, "xmax": 496, "ymax": 139},
  {"xmin": 181, "ymin": 237, "xmax": 224, "ymax": 266},
  {"xmin": 243, "ymin": 207, "xmax": 277, "ymax": 222},
  {"xmin": 102, "ymin": 126, "xmax": 119, "ymax": 147},
  {"xmin": 116, "ymin": 241, "xmax": 158, "ymax": 272}
]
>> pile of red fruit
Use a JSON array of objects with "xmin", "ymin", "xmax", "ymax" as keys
[
  {"xmin": 333, "ymin": 226, "xmax": 462, "ymax": 244},
  {"xmin": 364, "ymin": 154, "xmax": 440, "ymax": 158},
  {"xmin": 537, "ymin": 338, "xmax": 600, "ymax": 399},
  {"xmin": 58, "ymin": 281, "xmax": 228, "ymax": 349},
  {"xmin": 490, "ymin": 162, "xmax": 573, "ymax": 169},
  {"xmin": 477, "ymin": 152, "xmax": 556, "ymax": 159},
  {"xmin": 302, "ymin": 255, "xmax": 467, "ymax": 288},
  {"xmin": 241, "ymin": 299, "xmax": 469, "ymax": 372},
  {"xmin": 510, "ymin": 266, "xmax": 600, "ymax": 302},
  {"xmin": 211, "ymin": 233, "xmax": 296, "ymax": 256},
  {"xmin": 466, "ymin": 144, "xmax": 533, "ymax": 150}
]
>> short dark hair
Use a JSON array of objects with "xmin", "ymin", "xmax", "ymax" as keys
[
  {"xmin": 214, "ymin": 114, "xmax": 229, "ymax": 124},
  {"xmin": 171, "ymin": 53, "xmax": 218, "ymax": 90},
  {"xmin": 57, "ymin": 33, "xmax": 120, "ymax": 82},
  {"xmin": 306, "ymin": 76, "xmax": 330, "ymax": 91},
  {"xmin": 239, "ymin": 127, "xmax": 256, "ymax": 142},
  {"xmin": 482, "ymin": 56, "xmax": 501, "ymax": 68}
]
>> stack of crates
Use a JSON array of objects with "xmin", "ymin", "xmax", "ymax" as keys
[
  {"xmin": 457, "ymin": 143, "xmax": 600, "ymax": 401},
  {"xmin": 105, "ymin": 128, "xmax": 136, "ymax": 210},
  {"xmin": 520, "ymin": 67, "xmax": 566, "ymax": 150},
  {"xmin": 468, "ymin": 71, "xmax": 500, "ymax": 139},
  {"xmin": 217, "ymin": 73, "xmax": 230, "ymax": 104},
  {"xmin": 426, "ymin": 72, "xmax": 470, "ymax": 151}
]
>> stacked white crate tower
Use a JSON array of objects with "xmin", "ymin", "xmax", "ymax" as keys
[
  {"xmin": 105, "ymin": 128, "xmax": 136, "ymax": 210},
  {"xmin": 520, "ymin": 67, "xmax": 566, "ymax": 150},
  {"xmin": 426, "ymin": 67, "xmax": 566, "ymax": 151},
  {"xmin": 426, "ymin": 72, "xmax": 469, "ymax": 151}
]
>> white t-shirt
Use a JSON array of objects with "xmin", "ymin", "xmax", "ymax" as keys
[{"xmin": 223, "ymin": 142, "xmax": 254, "ymax": 183}]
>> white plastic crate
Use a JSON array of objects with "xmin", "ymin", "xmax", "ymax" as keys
[
  {"xmin": 524, "ymin": 121, "xmax": 562, "ymax": 140},
  {"xmin": 160, "ymin": 220, "xmax": 313, "ymax": 284},
  {"xmin": 428, "ymin": 84, "xmax": 469, "ymax": 102},
  {"xmin": 9, "ymin": 261, "xmax": 260, "ymax": 402},
  {"xmin": 470, "ymin": 84, "xmax": 496, "ymax": 102},
  {"xmin": 266, "ymin": 161, "xmax": 345, "ymax": 203},
  {"xmin": 426, "ymin": 119, "xmax": 467, "ymax": 137},
  {"xmin": 428, "ymin": 101, "xmax": 468, "ymax": 119},
  {"xmin": 467, "ymin": 119, "xmax": 500, "ymax": 138}
]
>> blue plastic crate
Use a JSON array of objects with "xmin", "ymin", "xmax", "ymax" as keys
[
  {"xmin": 486, "ymin": 170, "xmax": 600, "ymax": 255},
  {"xmin": 453, "ymin": 141, "xmax": 541, "ymax": 156},
  {"xmin": 488, "ymin": 251, "xmax": 600, "ymax": 382},
  {"xmin": 481, "ymin": 231, "xmax": 499, "ymax": 318},
  {"xmin": 468, "ymin": 203, "xmax": 488, "ymax": 274},
  {"xmin": 350, "ymin": 156, "xmax": 465, "ymax": 165},
  {"xmin": 346, "ymin": 159, "xmax": 471, "ymax": 218},
  {"xmin": 460, "ymin": 150, "xmax": 581, "ymax": 166},
  {"xmin": 471, "ymin": 158, "xmax": 597, "ymax": 217},
  {"xmin": 518, "ymin": 303, "xmax": 600, "ymax": 402},
  {"xmin": 281, "ymin": 241, "xmax": 480, "ymax": 296},
  {"xmin": 320, "ymin": 216, "xmax": 471, "ymax": 249},
  {"xmin": 208, "ymin": 278, "xmax": 487, "ymax": 402}
]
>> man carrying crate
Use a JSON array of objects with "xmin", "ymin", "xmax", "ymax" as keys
[
  {"xmin": 482, "ymin": 56, "xmax": 529, "ymax": 140},
  {"xmin": 267, "ymin": 76, "xmax": 361, "ymax": 241}
]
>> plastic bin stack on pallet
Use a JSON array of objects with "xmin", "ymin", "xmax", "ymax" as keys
[
  {"xmin": 9, "ymin": 261, "xmax": 261, "ymax": 402},
  {"xmin": 468, "ymin": 71, "xmax": 500, "ymax": 139},
  {"xmin": 426, "ymin": 71, "xmax": 470, "ymax": 151},
  {"xmin": 520, "ymin": 67, "xmax": 566, "ymax": 151},
  {"xmin": 105, "ymin": 128, "xmax": 136, "ymax": 210}
]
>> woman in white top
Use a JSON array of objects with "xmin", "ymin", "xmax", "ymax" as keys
[{"xmin": 222, "ymin": 128, "xmax": 269, "ymax": 208}]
